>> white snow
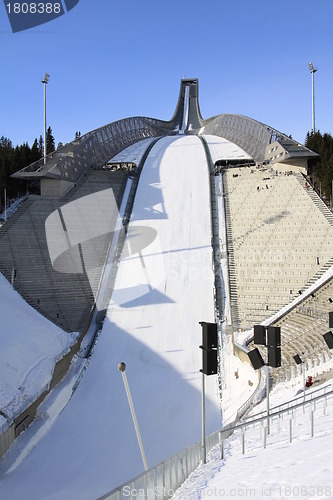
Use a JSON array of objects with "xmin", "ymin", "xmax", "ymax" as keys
[
  {"xmin": 0, "ymin": 133, "xmax": 330, "ymax": 500},
  {"xmin": 0, "ymin": 195, "xmax": 28, "ymax": 226},
  {"xmin": 109, "ymin": 137, "xmax": 158, "ymax": 164},
  {"xmin": 0, "ymin": 135, "xmax": 222, "ymax": 499},
  {"xmin": 203, "ymin": 135, "xmax": 252, "ymax": 162},
  {"xmin": 0, "ymin": 273, "xmax": 76, "ymax": 425},
  {"xmin": 173, "ymin": 381, "xmax": 333, "ymax": 500}
]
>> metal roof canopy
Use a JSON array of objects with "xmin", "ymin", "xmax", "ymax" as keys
[{"xmin": 12, "ymin": 79, "xmax": 317, "ymax": 182}]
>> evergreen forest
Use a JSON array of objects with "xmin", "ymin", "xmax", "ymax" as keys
[{"xmin": 0, "ymin": 129, "xmax": 333, "ymax": 213}]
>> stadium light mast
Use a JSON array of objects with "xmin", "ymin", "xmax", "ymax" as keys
[
  {"xmin": 308, "ymin": 62, "xmax": 317, "ymax": 133},
  {"xmin": 41, "ymin": 73, "xmax": 50, "ymax": 165}
]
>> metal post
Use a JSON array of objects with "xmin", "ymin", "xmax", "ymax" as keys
[
  {"xmin": 201, "ymin": 371, "xmax": 206, "ymax": 464},
  {"xmin": 311, "ymin": 69, "xmax": 315, "ymax": 133},
  {"xmin": 118, "ymin": 362, "xmax": 148, "ymax": 471},
  {"xmin": 302, "ymin": 357, "xmax": 306, "ymax": 405},
  {"xmin": 44, "ymin": 81, "xmax": 47, "ymax": 164},
  {"xmin": 4, "ymin": 188, "xmax": 7, "ymax": 222},
  {"xmin": 219, "ymin": 431, "xmax": 224, "ymax": 459},
  {"xmin": 310, "ymin": 410, "xmax": 314, "ymax": 437},
  {"xmin": 308, "ymin": 62, "xmax": 317, "ymax": 133},
  {"xmin": 41, "ymin": 73, "xmax": 50, "ymax": 165},
  {"xmin": 241, "ymin": 430, "xmax": 245, "ymax": 455},
  {"xmin": 266, "ymin": 337, "xmax": 270, "ymax": 435}
]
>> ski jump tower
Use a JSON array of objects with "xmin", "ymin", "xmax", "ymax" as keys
[{"xmin": 13, "ymin": 78, "xmax": 316, "ymax": 198}]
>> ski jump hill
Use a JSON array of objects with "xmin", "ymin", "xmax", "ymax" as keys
[{"xmin": 0, "ymin": 79, "xmax": 332, "ymax": 498}]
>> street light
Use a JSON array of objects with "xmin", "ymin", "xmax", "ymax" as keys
[
  {"xmin": 118, "ymin": 362, "xmax": 148, "ymax": 471},
  {"xmin": 41, "ymin": 73, "xmax": 50, "ymax": 165},
  {"xmin": 308, "ymin": 62, "xmax": 317, "ymax": 133}
]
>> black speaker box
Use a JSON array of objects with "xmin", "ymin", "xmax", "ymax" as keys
[
  {"xmin": 254, "ymin": 325, "xmax": 266, "ymax": 346},
  {"xmin": 268, "ymin": 346, "xmax": 281, "ymax": 368},
  {"xmin": 201, "ymin": 322, "xmax": 218, "ymax": 350},
  {"xmin": 268, "ymin": 326, "xmax": 281, "ymax": 347},
  {"xmin": 329, "ymin": 312, "xmax": 333, "ymax": 328},
  {"xmin": 293, "ymin": 354, "xmax": 302, "ymax": 365},
  {"xmin": 248, "ymin": 348, "xmax": 265, "ymax": 370},
  {"xmin": 323, "ymin": 331, "xmax": 333, "ymax": 349},
  {"xmin": 202, "ymin": 349, "xmax": 218, "ymax": 375}
]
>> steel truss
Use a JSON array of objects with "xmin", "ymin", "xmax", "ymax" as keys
[
  {"xmin": 201, "ymin": 114, "xmax": 291, "ymax": 163},
  {"xmin": 13, "ymin": 116, "xmax": 174, "ymax": 183}
]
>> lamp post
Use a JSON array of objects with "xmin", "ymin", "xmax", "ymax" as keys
[
  {"xmin": 41, "ymin": 73, "xmax": 50, "ymax": 164},
  {"xmin": 308, "ymin": 62, "xmax": 317, "ymax": 133},
  {"xmin": 118, "ymin": 362, "xmax": 148, "ymax": 471}
]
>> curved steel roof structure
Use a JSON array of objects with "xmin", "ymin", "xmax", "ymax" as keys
[{"xmin": 13, "ymin": 78, "xmax": 317, "ymax": 183}]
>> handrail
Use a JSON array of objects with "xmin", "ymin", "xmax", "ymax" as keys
[
  {"xmin": 220, "ymin": 386, "xmax": 333, "ymax": 439},
  {"xmin": 242, "ymin": 383, "xmax": 331, "ymax": 423},
  {"xmin": 97, "ymin": 429, "xmax": 221, "ymax": 500}
]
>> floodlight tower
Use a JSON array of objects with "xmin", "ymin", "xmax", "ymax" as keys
[
  {"xmin": 308, "ymin": 62, "xmax": 317, "ymax": 133},
  {"xmin": 41, "ymin": 73, "xmax": 50, "ymax": 165}
]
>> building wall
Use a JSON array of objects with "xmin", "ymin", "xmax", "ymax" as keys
[{"xmin": 41, "ymin": 179, "xmax": 73, "ymax": 197}]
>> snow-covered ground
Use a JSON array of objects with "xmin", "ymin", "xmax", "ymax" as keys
[
  {"xmin": 0, "ymin": 195, "xmax": 28, "ymax": 226},
  {"xmin": 173, "ymin": 380, "xmax": 333, "ymax": 500},
  {"xmin": 203, "ymin": 135, "xmax": 252, "ymax": 163},
  {"xmin": 0, "ymin": 273, "xmax": 76, "ymax": 427},
  {"xmin": 0, "ymin": 135, "xmax": 224, "ymax": 499}
]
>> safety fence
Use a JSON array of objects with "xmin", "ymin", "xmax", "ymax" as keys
[
  {"xmin": 98, "ymin": 430, "xmax": 221, "ymax": 500},
  {"xmin": 220, "ymin": 386, "xmax": 333, "ymax": 459}
]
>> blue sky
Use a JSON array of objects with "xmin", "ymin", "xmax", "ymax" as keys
[{"xmin": 1, "ymin": 0, "xmax": 332, "ymax": 149}]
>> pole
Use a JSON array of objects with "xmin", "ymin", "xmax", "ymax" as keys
[
  {"xmin": 4, "ymin": 188, "xmax": 7, "ymax": 222},
  {"xmin": 201, "ymin": 371, "xmax": 206, "ymax": 464},
  {"xmin": 302, "ymin": 357, "xmax": 306, "ymax": 409},
  {"xmin": 266, "ymin": 335, "xmax": 270, "ymax": 435},
  {"xmin": 312, "ymin": 70, "xmax": 315, "ymax": 133},
  {"xmin": 118, "ymin": 363, "xmax": 148, "ymax": 471},
  {"xmin": 266, "ymin": 362, "xmax": 270, "ymax": 435},
  {"xmin": 43, "ymin": 80, "xmax": 47, "ymax": 164}
]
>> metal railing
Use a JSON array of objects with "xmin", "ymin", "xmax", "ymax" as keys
[
  {"xmin": 242, "ymin": 383, "xmax": 331, "ymax": 423},
  {"xmin": 220, "ymin": 386, "xmax": 333, "ymax": 459},
  {"xmin": 98, "ymin": 430, "xmax": 220, "ymax": 500}
]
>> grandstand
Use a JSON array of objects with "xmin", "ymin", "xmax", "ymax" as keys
[
  {"xmin": 0, "ymin": 169, "xmax": 127, "ymax": 332},
  {"xmin": 223, "ymin": 164, "xmax": 333, "ymax": 385},
  {"xmin": 223, "ymin": 166, "xmax": 333, "ymax": 330}
]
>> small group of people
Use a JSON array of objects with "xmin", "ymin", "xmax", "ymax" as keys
[{"xmin": 257, "ymin": 184, "xmax": 270, "ymax": 191}]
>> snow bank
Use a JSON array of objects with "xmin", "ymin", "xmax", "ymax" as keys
[{"xmin": 0, "ymin": 273, "xmax": 76, "ymax": 421}]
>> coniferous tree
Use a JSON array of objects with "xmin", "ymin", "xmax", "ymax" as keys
[
  {"xmin": 305, "ymin": 130, "xmax": 333, "ymax": 201},
  {"xmin": 38, "ymin": 135, "xmax": 43, "ymax": 156},
  {"xmin": 46, "ymin": 126, "xmax": 55, "ymax": 154},
  {"xmin": 31, "ymin": 138, "xmax": 40, "ymax": 162},
  {"xmin": 0, "ymin": 129, "xmax": 57, "ymax": 210}
]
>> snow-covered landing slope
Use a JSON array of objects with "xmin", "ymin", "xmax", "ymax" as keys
[{"xmin": 0, "ymin": 135, "xmax": 222, "ymax": 500}]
